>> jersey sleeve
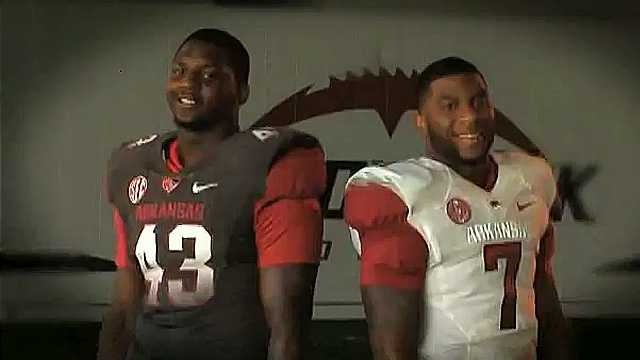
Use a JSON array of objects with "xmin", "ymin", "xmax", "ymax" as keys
[
  {"xmin": 254, "ymin": 146, "xmax": 326, "ymax": 267},
  {"xmin": 536, "ymin": 223, "xmax": 555, "ymax": 275},
  {"xmin": 344, "ymin": 182, "xmax": 427, "ymax": 290},
  {"xmin": 107, "ymin": 146, "xmax": 132, "ymax": 269},
  {"xmin": 517, "ymin": 153, "xmax": 557, "ymax": 209},
  {"xmin": 113, "ymin": 207, "xmax": 130, "ymax": 269},
  {"xmin": 538, "ymin": 159, "xmax": 557, "ymax": 208}
]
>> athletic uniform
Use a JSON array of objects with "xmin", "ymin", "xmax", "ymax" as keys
[
  {"xmin": 107, "ymin": 127, "xmax": 325, "ymax": 360},
  {"xmin": 345, "ymin": 152, "xmax": 556, "ymax": 360}
]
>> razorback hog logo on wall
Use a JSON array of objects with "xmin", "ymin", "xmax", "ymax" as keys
[{"xmin": 254, "ymin": 68, "xmax": 596, "ymax": 224}]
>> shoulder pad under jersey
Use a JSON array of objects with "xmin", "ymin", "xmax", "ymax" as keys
[
  {"xmin": 347, "ymin": 158, "xmax": 442, "ymax": 210},
  {"xmin": 495, "ymin": 151, "xmax": 556, "ymax": 207},
  {"xmin": 246, "ymin": 126, "xmax": 321, "ymax": 151},
  {"xmin": 106, "ymin": 132, "xmax": 167, "ymax": 204},
  {"xmin": 123, "ymin": 133, "xmax": 160, "ymax": 150},
  {"xmin": 109, "ymin": 133, "xmax": 165, "ymax": 169}
]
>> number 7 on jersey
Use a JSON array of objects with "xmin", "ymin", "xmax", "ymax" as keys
[{"xmin": 483, "ymin": 242, "xmax": 522, "ymax": 330}]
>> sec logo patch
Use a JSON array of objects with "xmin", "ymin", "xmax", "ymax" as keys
[{"xmin": 128, "ymin": 175, "xmax": 148, "ymax": 204}]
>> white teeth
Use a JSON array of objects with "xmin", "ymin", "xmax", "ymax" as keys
[
  {"xmin": 179, "ymin": 98, "xmax": 195, "ymax": 105},
  {"xmin": 458, "ymin": 134, "xmax": 481, "ymax": 139}
]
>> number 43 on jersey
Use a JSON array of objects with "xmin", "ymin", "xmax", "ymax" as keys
[{"xmin": 135, "ymin": 224, "xmax": 215, "ymax": 306}]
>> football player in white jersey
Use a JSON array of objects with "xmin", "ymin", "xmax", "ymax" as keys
[{"xmin": 344, "ymin": 57, "xmax": 569, "ymax": 360}]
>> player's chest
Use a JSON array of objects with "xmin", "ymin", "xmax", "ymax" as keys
[
  {"xmin": 122, "ymin": 166, "xmax": 257, "ymax": 254},
  {"xmin": 122, "ymin": 170, "xmax": 230, "ymax": 263},
  {"xmin": 125, "ymin": 171, "xmax": 223, "ymax": 226},
  {"xmin": 411, "ymin": 170, "xmax": 549, "ymax": 255}
]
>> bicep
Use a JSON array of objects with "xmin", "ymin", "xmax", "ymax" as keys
[
  {"xmin": 344, "ymin": 183, "xmax": 426, "ymax": 358},
  {"xmin": 258, "ymin": 264, "xmax": 318, "ymax": 341},
  {"xmin": 259, "ymin": 264, "xmax": 318, "ymax": 307},
  {"xmin": 255, "ymin": 198, "xmax": 322, "ymax": 327},
  {"xmin": 350, "ymin": 201, "xmax": 427, "ymax": 358},
  {"xmin": 358, "ymin": 225, "xmax": 427, "ymax": 357},
  {"xmin": 361, "ymin": 285, "xmax": 423, "ymax": 360},
  {"xmin": 254, "ymin": 148, "xmax": 325, "ymax": 334}
]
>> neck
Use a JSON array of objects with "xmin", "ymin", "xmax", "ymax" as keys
[
  {"xmin": 175, "ymin": 121, "xmax": 238, "ymax": 168},
  {"xmin": 426, "ymin": 149, "xmax": 494, "ymax": 189}
]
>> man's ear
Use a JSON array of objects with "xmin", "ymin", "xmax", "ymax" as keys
[
  {"xmin": 239, "ymin": 84, "xmax": 250, "ymax": 105},
  {"xmin": 415, "ymin": 112, "xmax": 428, "ymax": 138}
]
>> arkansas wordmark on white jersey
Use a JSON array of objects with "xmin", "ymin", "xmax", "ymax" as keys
[{"xmin": 347, "ymin": 151, "xmax": 556, "ymax": 360}]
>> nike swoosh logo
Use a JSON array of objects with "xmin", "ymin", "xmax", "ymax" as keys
[
  {"xmin": 517, "ymin": 201, "xmax": 535, "ymax": 211},
  {"xmin": 192, "ymin": 182, "xmax": 218, "ymax": 194}
]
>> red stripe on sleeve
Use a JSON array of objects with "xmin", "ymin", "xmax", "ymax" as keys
[
  {"xmin": 358, "ymin": 223, "xmax": 427, "ymax": 290},
  {"xmin": 113, "ymin": 207, "xmax": 129, "ymax": 268},
  {"xmin": 260, "ymin": 147, "xmax": 326, "ymax": 201},
  {"xmin": 344, "ymin": 183, "xmax": 409, "ymax": 229},
  {"xmin": 254, "ymin": 147, "xmax": 326, "ymax": 267},
  {"xmin": 255, "ymin": 198, "xmax": 323, "ymax": 267}
]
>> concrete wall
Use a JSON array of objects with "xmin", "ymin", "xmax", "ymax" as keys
[{"xmin": 1, "ymin": 0, "xmax": 639, "ymax": 318}]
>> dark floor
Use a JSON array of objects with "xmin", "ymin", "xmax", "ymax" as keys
[{"xmin": 1, "ymin": 319, "xmax": 636, "ymax": 359}]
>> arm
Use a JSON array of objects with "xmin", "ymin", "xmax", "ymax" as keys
[
  {"xmin": 495, "ymin": 108, "xmax": 545, "ymax": 158},
  {"xmin": 255, "ymin": 147, "xmax": 326, "ymax": 360},
  {"xmin": 534, "ymin": 224, "xmax": 571, "ymax": 360},
  {"xmin": 97, "ymin": 208, "xmax": 143, "ymax": 360},
  {"xmin": 260, "ymin": 264, "xmax": 318, "ymax": 360},
  {"xmin": 345, "ymin": 184, "xmax": 428, "ymax": 360},
  {"xmin": 362, "ymin": 286, "xmax": 422, "ymax": 360},
  {"xmin": 97, "ymin": 267, "xmax": 143, "ymax": 360}
]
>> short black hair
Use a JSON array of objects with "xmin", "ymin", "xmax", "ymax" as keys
[
  {"xmin": 416, "ymin": 56, "xmax": 485, "ymax": 108},
  {"xmin": 177, "ymin": 28, "xmax": 250, "ymax": 86}
]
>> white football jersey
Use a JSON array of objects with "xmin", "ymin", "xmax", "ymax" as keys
[{"xmin": 347, "ymin": 152, "xmax": 556, "ymax": 360}]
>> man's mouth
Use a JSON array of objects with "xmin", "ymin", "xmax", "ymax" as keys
[
  {"xmin": 177, "ymin": 94, "xmax": 197, "ymax": 106},
  {"xmin": 454, "ymin": 133, "xmax": 484, "ymax": 141}
]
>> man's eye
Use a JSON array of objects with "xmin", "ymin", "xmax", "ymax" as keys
[{"xmin": 203, "ymin": 68, "xmax": 219, "ymax": 81}]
